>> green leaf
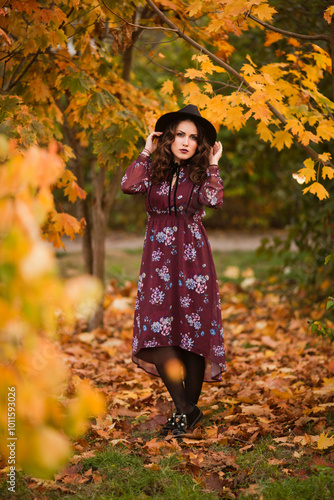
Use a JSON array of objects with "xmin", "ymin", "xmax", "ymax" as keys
[
  {"xmin": 325, "ymin": 254, "xmax": 333, "ymax": 265},
  {"xmin": 60, "ymin": 72, "xmax": 91, "ymax": 95},
  {"xmin": 326, "ymin": 299, "xmax": 334, "ymax": 311}
]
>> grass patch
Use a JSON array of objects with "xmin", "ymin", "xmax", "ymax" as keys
[
  {"xmin": 0, "ymin": 445, "xmax": 219, "ymax": 500},
  {"xmin": 78, "ymin": 445, "xmax": 217, "ymax": 500},
  {"xmin": 1, "ymin": 437, "xmax": 334, "ymax": 499},
  {"xmin": 258, "ymin": 469, "xmax": 334, "ymax": 500}
]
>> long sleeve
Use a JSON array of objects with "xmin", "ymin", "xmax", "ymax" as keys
[
  {"xmin": 121, "ymin": 153, "xmax": 151, "ymax": 194},
  {"xmin": 197, "ymin": 165, "xmax": 223, "ymax": 208}
]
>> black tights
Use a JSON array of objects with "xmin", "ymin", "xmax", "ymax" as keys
[{"xmin": 149, "ymin": 346, "xmax": 205, "ymax": 414}]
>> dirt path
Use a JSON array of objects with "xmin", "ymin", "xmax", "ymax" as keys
[{"xmin": 60, "ymin": 229, "xmax": 286, "ymax": 253}]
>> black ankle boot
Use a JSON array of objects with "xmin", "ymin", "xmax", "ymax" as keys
[
  {"xmin": 161, "ymin": 413, "xmax": 178, "ymax": 436},
  {"xmin": 172, "ymin": 405, "xmax": 203, "ymax": 437}
]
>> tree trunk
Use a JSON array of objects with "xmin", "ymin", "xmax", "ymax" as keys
[
  {"xmin": 88, "ymin": 163, "xmax": 107, "ymax": 329},
  {"xmin": 73, "ymin": 159, "xmax": 93, "ymax": 274},
  {"xmin": 87, "ymin": 161, "xmax": 125, "ymax": 330},
  {"xmin": 122, "ymin": 46, "xmax": 133, "ymax": 81}
]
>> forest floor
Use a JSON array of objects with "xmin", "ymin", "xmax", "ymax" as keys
[{"xmin": 1, "ymin": 243, "xmax": 334, "ymax": 499}]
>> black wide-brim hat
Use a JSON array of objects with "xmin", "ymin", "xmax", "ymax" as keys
[{"xmin": 155, "ymin": 104, "xmax": 217, "ymax": 147}]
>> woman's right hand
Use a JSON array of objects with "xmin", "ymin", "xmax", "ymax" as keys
[{"xmin": 145, "ymin": 131, "xmax": 163, "ymax": 154}]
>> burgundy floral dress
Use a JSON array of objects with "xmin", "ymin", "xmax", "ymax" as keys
[{"xmin": 121, "ymin": 153, "xmax": 226, "ymax": 381}]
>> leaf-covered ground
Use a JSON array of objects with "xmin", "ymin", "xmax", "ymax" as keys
[{"xmin": 5, "ymin": 277, "xmax": 334, "ymax": 498}]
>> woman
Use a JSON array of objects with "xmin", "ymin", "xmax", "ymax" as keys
[{"xmin": 121, "ymin": 104, "xmax": 226, "ymax": 437}]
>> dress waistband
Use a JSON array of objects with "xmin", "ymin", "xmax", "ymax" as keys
[{"xmin": 148, "ymin": 211, "xmax": 201, "ymax": 223}]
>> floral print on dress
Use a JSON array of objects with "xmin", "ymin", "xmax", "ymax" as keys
[
  {"xmin": 149, "ymin": 286, "xmax": 165, "ymax": 305},
  {"xmin": 152, "ymin": 249, "xmax": 163, "ymax": 262},
  {"xmin": 188, "ymin": 222, "xmax": 202, "ymax": 240},
  {"xmin": 151, "ymin": 316, "xmax": 173, "ymax": 336},
  {"xmin": 157, "ymin": 181, "xmax": 170, "ymax": 196},
  {"xmin": 156, "ymin": 264, "xmax": 170, "ymax": 282},
  {"xmin": 181, "ymin": 333, "xmax": 195, "ymax": 350},
  {"xmin": 133, "ymin": 336, "xmax": 139, "ymax": 351},
  {"xmin": 184, "ymin": 243, "xmax": 197, "ymax": 262},
  {"xmin": 186, "ymin": 312, "xmax": 202, "ymax": 330},
  {"xmin": 185, "ymin": 274, "xmax": 209, "ymax": 294},
  {"xmin": 180, "ymin": 295, "xmax": 192, "ymax": 308},
  {"xmin": 156, "ymin": 226, "xmax": 178, "ymax": 246},
  {"xmin": 213, "ymin": 344, "xmax": 225, "ymax": 356},
  {"xmin": 144, "ymin": 339, "xmax": 158, "ymax": 348}
]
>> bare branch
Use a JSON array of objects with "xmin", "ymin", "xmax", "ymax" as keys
[
  {"xmin": 135, "ymin": 45, "xmax": 247, "ymax": 94},
  {"xmin": 248, "ymin": 13, "xmax": 330, "ymax": 43},
  {"xmin": 4, "ymin": 52, "xmax": 40, "ymax": 91},
  {"xmin": 68, "ymin": 20, "xmax": 97, "ymax": 39},
  {"xmin": 0, "ymin": 47, "xmax": 24, "ymax": 63},
  {"xmin": 145, "ymin": 0, "xmax": 333, "ymax": 167},
  {"xmin": 3, "ymin": 55, "xmax": 26, "ymax": 91},
  {"xmin": 1, "ymin": 58, "xmax": 6, "ymax": 87},
  {"xmin": 62, "ymin": 6, "xmax": 99, "ymax": 29},
  {"xmin": 101, "ymin": 0, "xmax": 177, "ymax": 32},
  {"xmin": 146, "ymin": 0, "xmax": 249, "ymax": 84}
]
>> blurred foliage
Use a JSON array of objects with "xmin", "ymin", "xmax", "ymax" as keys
[{"xmin": 0, "ymin": 139, "xmax": 105, "ymax": 478}]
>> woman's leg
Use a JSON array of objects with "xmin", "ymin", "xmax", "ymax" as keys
[
  {"xmin": 180, "ymin": 349, "xmax": 206, "ymax": 405},
  {"xmin": 148, "ymin": 346, "xmax": 193, "ymax": 414}
]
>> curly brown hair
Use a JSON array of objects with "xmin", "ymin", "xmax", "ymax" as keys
[{"xmin": 150, "ymin": 119, "xmax": 211, "ymax": 186}]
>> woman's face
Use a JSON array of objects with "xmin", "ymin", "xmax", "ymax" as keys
[{"xmin": 171, "ymin": 120, "xmax": 198, "ymax": 162}]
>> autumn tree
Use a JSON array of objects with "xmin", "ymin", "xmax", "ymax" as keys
[{"xmin": 0, "ymin": 0, "xmax": 172, "ymax": 326}]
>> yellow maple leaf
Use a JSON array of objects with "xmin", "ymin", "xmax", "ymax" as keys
[
  {"xmin": 161, "ymin": 80, "xmax": 174, "ymax": 96},
  {"xmin": 192, "ymin": 54, "xmax": 209, "ymax": 63},
  {"xmin": 298, "ymin": 159, "xmax": 315, "ymax": 183},
  {"xmin": 299, "ymin": 130, "xmax": 320, "ymax": 146},
  {"xmin": 264, "ymin": 32, "xmax": 283, "ymax": 47},
  {"xmin": 287, "ymin": 37, "xmax": 301, "ymax": 48},
  {"xmin": 257, "ymin": 121, "xmax": 273, "ymax": 142},
  {"xmin": 318, "ymin": 152, "xmax": 332, "ymax": 162},
  {"xmin": 241, "ymin": 63, "xmax": 257, "ymax": 76},
  {"xmin": 47, "ymin": 230, "xmax": 65, "ymax": 250},
  {"xmin": 252, "ymin": 3, "xmax": 277, "ymax": 21},
  {"xmin": 317, "ymin": 120, "xmax": 334, "ymax": 141},
  {"xmin": 223, "ymin": 106, "xmax": 245, "ymax": 131},
  {"xmin": 285, "ymin": 119, "xmax": 304, "ymax": 137},
  {"xmin": 201, "ymin": 59, "xmax": 217, "ymax": 75},
  {"xmin": 246, "ymin": 54, "xmax": 257, "ymax": 67},
  {"xmin": 204, "ymin": 82, "xmax": 213, "ymax": 94},
  {"xmin": 248, "ymin": 101, "xmax": 271, "ymax": 123},
  {"xmin": 187, "ymin": 0, "xmax": 202, "ymax": 17},
  {"xmin": 207, "ymin": 17, "xmax": 225, "ymax": 33},
  {"xmin": 184, "ymin": 68, "xmax": 204, "ymax": 79},
  {"xmin": 272, "ymin": 130, "xmax": 293, "ymax": 151},
  {"xmin": 182, "ymin": 81, "xmax": 201, "ymax": 98},
  {"xmin": 324, "ymin": 5, "xmax": 334, "ymax": 24},
  {"xmin": 317, "ymin": 431, "xmax": 334, "ymax": 450},
  {"xmin": 64, "ymin": 181, "xmax": 87, "ymax": 203},
  {"xmin": 303, "ymin": 182, "xmax": 329, "ymax": 200},
  {"xmin": 313, "ymin": 52, "xmax": 331, "ymax": 71},
  {"xmin": 322, "ymin": 166, "xmax": 334, "ymax": 180},
  {"xmin": 59, "ymin": 169, "xmax": 76, "ymax": 186},
  {"xmin": 52, "ymin": 213, "xmax": 84, "ymax": 240}
]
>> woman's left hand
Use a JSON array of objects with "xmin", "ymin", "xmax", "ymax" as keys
[{"xmin": 209, "ymin": 141, "xmax": 223, "ymax": 164}]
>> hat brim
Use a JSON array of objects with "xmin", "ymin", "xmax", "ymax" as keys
[{"xmin": 155, "ymin": 111, "xmax": 217, "ymax": 147}]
